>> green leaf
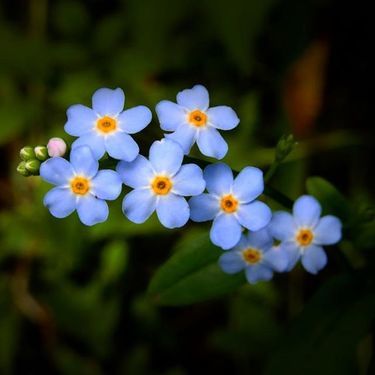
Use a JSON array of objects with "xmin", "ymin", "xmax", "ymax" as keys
[
  {"xmin": 148, "ymin": 230, "xmax": 245, "ymax": 306},
  {"xmin": 98, "ymin": 240, "xmax": 129, "ymax": 284},
  {"xmin": 265, "ymin": 270, "xmax": 375, "ymax": 375},
  {"xmin": 306, "ymin": 176, "xmax": 351, "ymax": 222}
]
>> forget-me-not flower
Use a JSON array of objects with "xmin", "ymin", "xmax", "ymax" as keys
[
  {"xmin": 65, "ymin": 87, "xmax": 152, "ymax": 161},
  {"xmin": 40, "ymin": 146, "xmax": 122, "ymax": 226},
  {"xmin": 219, "ymin": 228, "xmax": 289, "ymax": 284},
  {"xmin": 189, "ymin": 163, "xmax": 272, "ymax": 250},
  {"xmin": 269, "ymin": 195, "xmax": 342, "ymax": 274},
  {"xmin": 155, "ymin": 85, "xmax": 239, "ymax": 159},
  {"xmin": 117, "ymin": 139, "xmax": 205, "ymax": 229}
]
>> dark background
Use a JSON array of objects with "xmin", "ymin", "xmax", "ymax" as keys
[{"xmin": 0, "ymin": 0, "xmax": 374, "ymax": 374}]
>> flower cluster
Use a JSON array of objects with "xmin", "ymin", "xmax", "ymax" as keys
[{"xmin": 23, "ymin": 85, "xmax": 342, "ymax": 284}]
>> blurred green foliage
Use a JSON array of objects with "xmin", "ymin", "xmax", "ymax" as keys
[{"xmin": 0, "ymin": 0, "xmax": 373, "ymax": 374}]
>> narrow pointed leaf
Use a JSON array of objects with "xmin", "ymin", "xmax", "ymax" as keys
[{"xmin": 148, "ymin": 230, "xmax": 245, "ymax": 306}]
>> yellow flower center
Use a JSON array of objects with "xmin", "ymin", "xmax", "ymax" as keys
[
  {"xmin": 151, "ymin": 176, "xmax": 173, "ymax": 195},
  {"xmin": 296, "ymin": 228, "xmax": 314, "ymax": 247},
  {"xmin": 188, "ymin": 110, "xmax": 207, "ymax": 127},
  {"xmin": 220, "ymin": 194, "xmax": 238, "ymax": 213},
  {"xmin": 242, "ymin": 248, "xmax": 262, "ymax": 264},
  {"xmin": 70, "ymin": 176, "xmax": 90, "ymax": 196},
  {"xmin": 96, "ymin": 116, "xmax": 117, "ymax": 134}
]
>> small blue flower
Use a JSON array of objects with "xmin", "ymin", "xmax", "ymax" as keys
[
  {"xmin": 65, "ymin": 88, "xmax": 152, "ymax": 161},
  {"xmin": 269, "ymin": 195, "xmax": 342, "ymax": 274},
  {"xmin": 117, "ymin": 139, "xmax": 205, "ymax": 229},
  {"xmin": 189, "ymin": 163, "xmax": 272, "ymax": 250},
  {"xmin": 155, "ymin": 85, "xmax": 239, "ymax": 159},
  {"xmin": 219, "ymin": 228, "xmax": 289, "ymax": 284},
  {"xmin": 40, "ymin": 146, "xmax": 122, "ymax": 226},
  {"xmin": 268, "ymin": 244, "xmax": 290, "ymax": 273}
]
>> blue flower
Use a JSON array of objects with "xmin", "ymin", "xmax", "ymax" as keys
[
  {"xmin": 117, "ymin": 139, "xmax": 205, "ymax": 229},
  {"xmin": 65, "ymin": 88, "xmax": 152, "ymax": 161},
  {"xmin": 40, "ymin": 146, "xmax": 122, "ymax": 226},
  {"xmin": 155, "ymin": 85, "xmax": 239, "ymax": 159},
  {"xmin": 219, "ymin": 228, "xmax": 288, "ymax": 284},
  {"xmin": 189, "ymin": 163, "xmax": 272, "ymax": 250},
  {"xmin": 269, "ymin": 195, "xmax": 342, "ymax": 274}
]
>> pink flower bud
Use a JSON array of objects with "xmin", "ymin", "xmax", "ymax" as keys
[{"xmin": 47, "ymin": 137, "xmax": 67, "ymax": 157}]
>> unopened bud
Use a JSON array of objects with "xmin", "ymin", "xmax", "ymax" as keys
[
  {"xmin": 34, "ymin": 145, "xmax": 48, "ymax": 161},
  {"xmin": 20, "ymin": 146, "xmax": 36, "ymax": 161},
  {"xmin": 275, "ymin": 134, "xmax": 296, "ymax": 162},
  {"xmin": 47, "ymin": 137, "xmax": 67, "ymax": 157},
  {"xmin": 17, "ymin": 161, "xmax": 32, "ymax": 176},
  {"xmin": 25, "ymin": 159, "xmax": 41, "ymax": 175}
]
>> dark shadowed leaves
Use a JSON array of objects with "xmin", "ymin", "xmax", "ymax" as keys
[
  {"xmin": 148, "ymin": 230, "xmax": 245, "ymax": 305},
  {"xmin": 266, "ymin": 270, "xmax": 375, "ymax": 375}
]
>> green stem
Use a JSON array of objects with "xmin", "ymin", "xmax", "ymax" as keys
[
  {"xmin": 264, "ymin": 186, "xmax": 293, "ymax": 209},
  {"xmin": 264, "ymin": 161, "xmax": 280, "ymax": 184}
]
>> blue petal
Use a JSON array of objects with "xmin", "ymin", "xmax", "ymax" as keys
[
  {"xmin": 172, "ymin": 164, "xmax": 205, "ymax": 196},
  {"xmin": 207, "ymin": 106, "xmax": 239, "ymax": 130},
  {"xmin": 269, "ymin": 211, "xmax": 296, "ymax": 241},
  {"xmin": 40, "ymin": 157, "xmax": 74, "ymax": 186},
  {"xmin": 246, "ymin": 228, "xmax": 273, "ymax": 250},
  {"xmin": 176, "ymin": 85, "xmax": 209, "ymax": 110},
  {"xmin": 76, "ymin": 195, "xmax": 109, "ymax": 226},
  {"xmin": 232, "ymin": 234, "xmax": 249, "ymax": 252},
  {"xmin": 149, "ymin": 139, "xmax": 183, "ymax": 176},
  {"xmin": 91, "ymin": 170, "xmax": 122, "ymax": 200},
  {"xmin": 118, "ymin": 105, "xmax": 152, "ymax": 134},
  {"xmin": 301, "ymin": 245, "xmax": 327, "ymax": 274},
  {"xmin": 189, "ymin": 194, "xmax": 220, "ymax": 222},
  {"xmin": 232, "ymin": 166, "xmax": 264, "ymax": 203},
  {"xmin": 156, "ymin": 100, "xmax": 186, "ymax": 131},
  {"xmin": 210, "ymin": 214, "xmax": 242, "ymax": 250},
  {"xmin": 116, "ymin": 155, "xmax": 154, "ymax": 188},
  {"xmin": 196, "ymin": 127, "xmax": 228, "ymax": 159},
  {"xmin": 204, "ymin": 163, "xmax": 233, "ymax": 196},
  {"xmin": 72, "ymin": 132, "xmax": 106, "ymax": 160},
  {"xmin": 105, "ymin": 132, "xmax": 139, "ymax": 161},
  {"xmin": 314, "ymin": 215, "xmax": 342, "ymax": 245},
  {"xmin": 92, "ymin": 87, "xmax": 124, "ymax": 116},
  {"xmin": 43, "ymin": 187, "xmax": 76, "ymax": 218},
  {"xmin": 236, "ymin": 201, "xmax": 272, "ymax": 231},
  {"xmin": 245, "ymin": 265, "xmax": 273, "ymax": 284},
  {"xmin": 263, "ymin": 247, "xmax": 289, "ymax": 272},
  {"xmin": 70, "ymin": 146, "xmax": 98, "ymax": 178},
  {"xmin": 281, "ymin": 242, "xmax": 301, "ymax": 271},
  {"xmin": 165, "ymin": 124, "xmax": 197, "ymax": 154},
  {"xmin": 219, "ymin": 251, "xmax": 245, "ymax": 274},
  {"xmin": 64, "ymin": 104, "xmax": 97, "ymax": 136},
  {"xmin": 156, "ymin": 194, "xmax": 190, "ymax": 229},
  {"xmin": 122, "ymin": 189, "xmax": 157, "ymax": 224},
  {"xmin": 293, "ymin": 195, "xmax": 322, "ymax": 227}
]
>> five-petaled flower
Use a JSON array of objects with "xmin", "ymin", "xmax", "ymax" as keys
[
  {"xmin": 117, "ymin": 139, "xmax": 205, "ymax": 229},
  {"xmin": 32, "ymin": 84, "xmax": 345, "ymax": 281},
  {"xmin": 189, "ymin": 163, "xmax": 272, "ymax": 250},
  {"xmin": 40, "ymin": 146, "xmax": 122, "ymax": 226},
  {"xmin": 219, "ymin": 228, "xmax": 289, "ymax": 284},
  {"xmin": 155, "ymin": 85, "xmax": 239, "ymax": 159},
  {"xmin": 269, "ymin": 195, "xmax": 342, "ymax": 274},
  {"xmin": 65, "ymin": 87, "xmax": 152, "ymax": 161}
]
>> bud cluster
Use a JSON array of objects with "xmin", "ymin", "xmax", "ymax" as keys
[{"xmin": 16, "ymin": 138, "xmax": 67, "ymax": 176}]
